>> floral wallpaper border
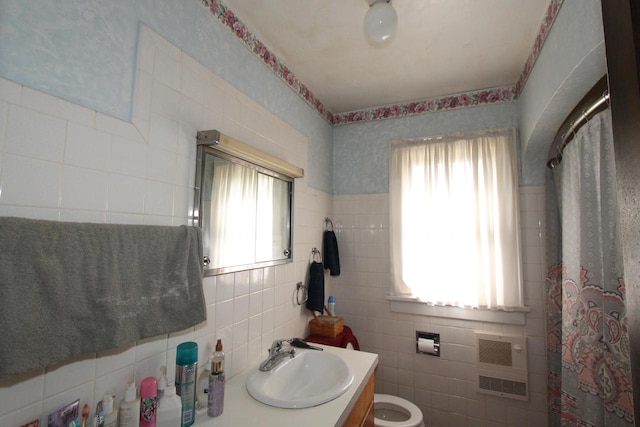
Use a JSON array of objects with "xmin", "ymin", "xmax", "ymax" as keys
[
  {"xmin": 332, "ymin": 87, "xmax": 516, "ymax": 125},
  {"xmin": 202, "ymin": 0, "xmax": 563, "ymax": 126},
  {"xmin": 201, "ymin": 0, "xmax": 334, "ymax": 123},
  {"xmin": 515, "ymin": 0, "xmax": 564, "ymax": 95}
]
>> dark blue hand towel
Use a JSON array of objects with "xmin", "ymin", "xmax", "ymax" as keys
[
  {"xmin": 306, "ymin": 261, "xmax": 325, "ymax": 313},
  {"xmin": 323, "ymin": 230, "xmax": 341, "ymax": 276}
]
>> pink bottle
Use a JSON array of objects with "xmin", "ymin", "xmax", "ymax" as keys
[{"xmin": 140, "ymin": 376, "xmax": 158, "ymax": 427}]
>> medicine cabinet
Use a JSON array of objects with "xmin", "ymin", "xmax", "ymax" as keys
[{"xmin": 194, "ymin": 130, "xmax": 303, "ymax": 276}]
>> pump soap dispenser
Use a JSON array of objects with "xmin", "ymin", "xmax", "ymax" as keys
[{"xmin": 118, "ymin": 382, "xmax": 140, "ymax": 427}]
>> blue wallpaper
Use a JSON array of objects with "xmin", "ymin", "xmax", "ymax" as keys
[
  {"xmin": 333, "ymin": 102, "xmax": 519, "ymax": 195},
  {"xmin": 0, "ymin": 1, "xmax": 138, "ymax": 119},
  {"xmin": 0, "ymin": 0, "xmax": 605, "ymax": 193},
  {"xmin": 0, "ymin": 0, "xmax": 334, "ymax": 193},
  {"xmin": 517, "ymin": 0, "xmax": 605, "ymax": 185}
]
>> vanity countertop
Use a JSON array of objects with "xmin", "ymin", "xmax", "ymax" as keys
[{"xmin": 192, "ymin": 344, "xmax": 378, "ymax": 427}]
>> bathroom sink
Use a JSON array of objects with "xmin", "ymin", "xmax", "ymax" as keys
[{"xmin": 246, "ymin": 349, "xmax": 354, "ymax": 408}]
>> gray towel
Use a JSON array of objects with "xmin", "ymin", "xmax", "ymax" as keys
[{"xmin": 0, "ymin": 217, "xmax": 206, "ymax": 378}]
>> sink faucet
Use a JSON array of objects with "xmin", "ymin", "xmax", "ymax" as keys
[{"xmin": 259, "ymin": 339, "xmax": 296, "ymax": 371}]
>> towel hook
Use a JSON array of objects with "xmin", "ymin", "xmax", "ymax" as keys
[
  {"xmin": 324, "ymin": 217, "xmax": 334, "ymax": 231},
  {"xmin": 311, "ymin": 247, "xmax": 322, "ymax": 263}
]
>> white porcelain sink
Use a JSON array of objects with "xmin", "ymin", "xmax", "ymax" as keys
[{"xmin": 246, "ymin": 349, "xmax": 354, "ymax": 408}]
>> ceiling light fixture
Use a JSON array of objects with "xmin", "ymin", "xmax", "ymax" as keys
[{"xmin": 364, "ymin": 0, "xmax": 398, "ymax": 44}]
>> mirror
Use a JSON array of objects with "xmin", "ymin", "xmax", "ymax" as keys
[{"xmin": 194, "ymin": 131, "xmax": 300, "ymax": 276}]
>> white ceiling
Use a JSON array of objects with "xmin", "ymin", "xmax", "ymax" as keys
[{"xmin": 222, "ymin": 0, "xmax": 551, "ymax": 114}]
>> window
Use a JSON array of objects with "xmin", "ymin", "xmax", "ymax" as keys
[{"xmin": 389, "ymin": 129, "xmax": 524, "ymax": 310}]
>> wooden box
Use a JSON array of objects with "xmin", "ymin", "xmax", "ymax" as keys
[{"xmin": 309, "ymin": 316, "xmax": 344, "ymax": 337}]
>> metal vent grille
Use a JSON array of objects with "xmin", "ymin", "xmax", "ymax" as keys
[
  {"xmin": 478, "ymin": 338, "xmax": 512, "ymax": 366},
  {"xmin": 479, "ymin": 375, "xmax": 527, "ymax": 397},
  {"xmin": 475, "ymin": 333, "xmax": 528, "ymax": 401}
]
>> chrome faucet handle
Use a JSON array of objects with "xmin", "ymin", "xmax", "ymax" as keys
[
  {"xmin": 259, "ymin": 339, "xmax": 296, "ymax": 371},
  {"xmin": 268, "ymin": 338, "xmax": 291, "ymax": 355}
]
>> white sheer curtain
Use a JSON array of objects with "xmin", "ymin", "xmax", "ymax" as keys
[
  {"xmin": 255, "ymin": 175, "xmax": 290, "ymax": 262},
  {"xmin": 255, "ymin": 173, "xmax": 274, "ymax": 262},
  {"xmin": 390, "ymin": 129, "xmax": 523, "ymax": 310},
  {"xmin": 268, "ymin": 177, "xmax": 288, "ymax": 260},
  {"xmin": 210, "ymin": 161, "xmax": 257, "ymax": 268}
]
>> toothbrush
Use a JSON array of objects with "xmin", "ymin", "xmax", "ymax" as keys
[{"xmin": 81, "ymin": 403, "xmax": 89, "ymax": 427}]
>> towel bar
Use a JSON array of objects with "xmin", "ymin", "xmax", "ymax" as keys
[{"xmin": 295, "ymin": 281, "xmax": 308, "ymax": 305}]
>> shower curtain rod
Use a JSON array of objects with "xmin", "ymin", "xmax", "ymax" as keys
[{"xmin": 547, "ymin": 90, "xmax": 610, "ymax": 169}]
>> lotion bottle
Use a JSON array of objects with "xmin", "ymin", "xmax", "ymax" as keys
[
  {"xmin": 156, "ymin": 382, "xmax": 182, "ymax": 427},
  {"xmin": 118, "ymin": 382, "xmax": 140, "ymax": 427},
  {"xmin": 207, "ymin": 339, "xmax": 225, "ymax": 417},
  {"xmin": 102, "ymin": 394, "xmax": 118, "ymax": 427},
  {"xmin": 328, "ymin": 295, "xmax": 336, "ymax": 316},
  {"xmin": 139, "ymin": 377, "xmax": 158, "ymax": 427}
]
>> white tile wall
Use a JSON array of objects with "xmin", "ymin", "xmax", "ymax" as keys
[
  {"xmin": 0, "ymin": 25, "xmax": 331, "ymax": 427},
  {"xmin": 331, "ymin": 188, "xmax": 548, "ymax": 427}
]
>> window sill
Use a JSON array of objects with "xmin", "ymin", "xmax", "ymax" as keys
[{"xmin": 386, "ymin": 295, "xmax": 530, "ymax": 325}]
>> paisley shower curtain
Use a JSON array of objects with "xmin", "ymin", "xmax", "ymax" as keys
[{"xmin": 545, "ymin": 109, "xmax": 635, "ymax": 426}]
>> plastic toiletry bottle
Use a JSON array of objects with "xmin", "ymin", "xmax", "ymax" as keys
[
  {"xmin": 118, "ymin": 382, "xmax": 140, "ymax": 427},
  {"xmin": 102, "ymin": 394, "xmax": 118, "ymax": 427},
  {"xmin": 328, "ymin": 295, "xmax": 336, "ymax": 316},
  {"xmin": 156, "ymin": 382, "xmax": 182, "ymax": 427},
  {"xmin": 140, "ymin": 377, "xmax": 158, "ymax": 427},
  {"xmin": 94, "ymin": 401, "xmax": 104, "ymax": 427},
  {"xmin": 157, "ymin": 366, "xmax": 168, "ymax": 401},
  {"xmin": 175, "ymin": 341, "xmax": 198, "ymax": 427},
  {"xmin": 207, "ymin": 339, "xmax": 225, "ymax": 417},
  {"xmin": 196, "ymin": 356, "xmax": 212, "ymax": 410}
]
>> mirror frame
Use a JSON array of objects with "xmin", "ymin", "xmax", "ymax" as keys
[{"xmin": 193, "ymin": 130, "xmax": 301, "ymax": 276}]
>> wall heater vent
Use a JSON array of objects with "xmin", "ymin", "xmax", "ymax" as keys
[{"xmin": 475, "ymin": 332, "xmax": 528, "ymax": 401}]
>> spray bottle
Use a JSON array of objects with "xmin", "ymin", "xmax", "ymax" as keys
[
  {"xmin": 175, "ymin": 342, "xmax": 198, "ymax": 427},
  {"xmin": 157, "ymin": 366, "xmax": 168, "ymax": 401}
]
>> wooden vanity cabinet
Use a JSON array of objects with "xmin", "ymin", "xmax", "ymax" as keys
[{"xmin": 343, "ymin": 371, "xmax": 375, "ymax": 427}]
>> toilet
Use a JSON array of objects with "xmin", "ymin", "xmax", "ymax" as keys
[
  {"xmin": 306, "ymin": 326, "xmax": 424, "ymax": 427},
  {"xmin": 374, "ymin": 393, "xmax": 424, "ymax": 427}
]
